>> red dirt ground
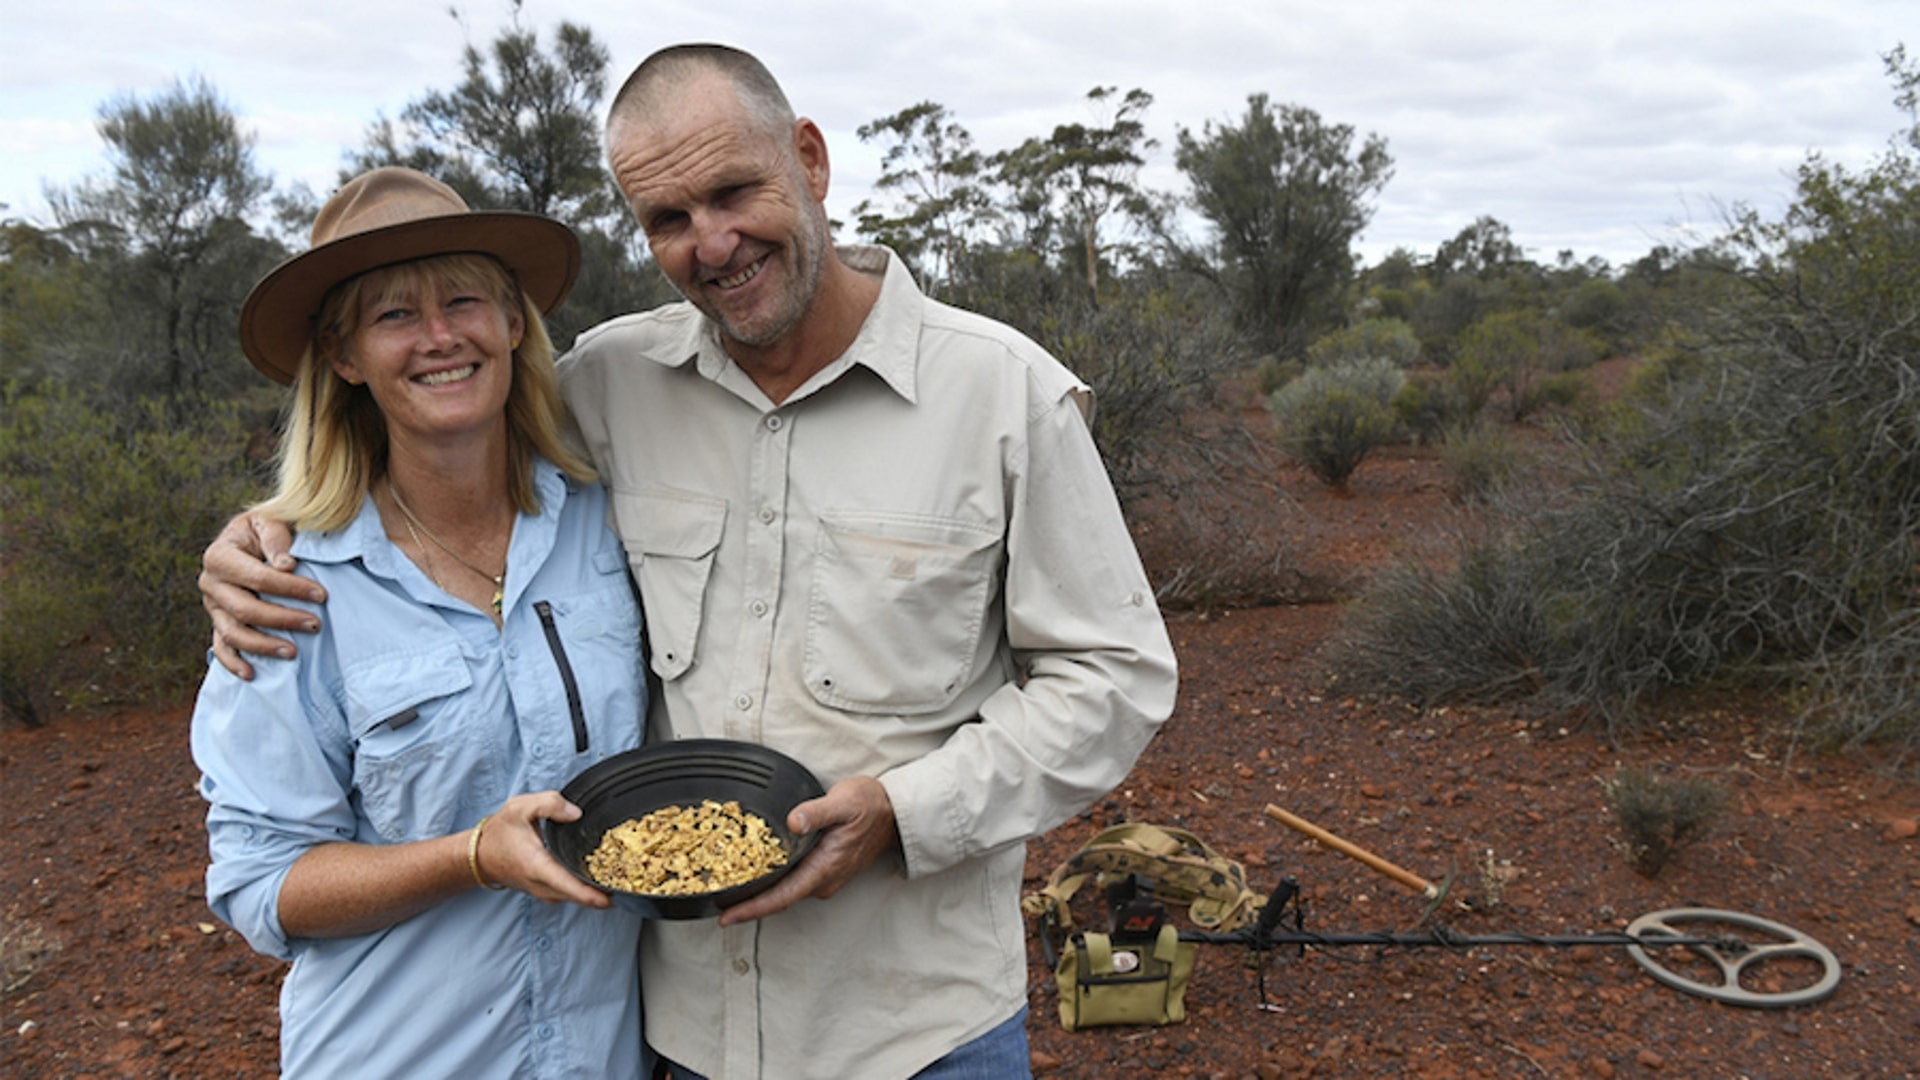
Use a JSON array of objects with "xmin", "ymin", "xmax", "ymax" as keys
[{"xmin": 5, "ymin": 364, "xmax": 1919, "ymax": 1077}]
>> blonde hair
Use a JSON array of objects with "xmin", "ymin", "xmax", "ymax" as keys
[{"xmin": 253, "ymin": 253, "xmax": 595, "ymax": 533}]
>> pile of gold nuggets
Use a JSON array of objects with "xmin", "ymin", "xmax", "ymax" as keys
[{"xmin": 586, "ymin": 799, "xmax": 789, "ymax": 896}]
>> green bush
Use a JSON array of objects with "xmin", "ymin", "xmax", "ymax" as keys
[
  {"xmin": 1269, "ymin": 358, "xmax": 1403, "ymax": 487},
  {"xmin": 0, "ymin": 388, "xmax": 265, "ymax": 723},
  {"xmin": 1253, "ymin": 356, "xmax": 1303, "ymax": 398},
  {"xmin": 1440, "ymin": 423, "xmax": 1533, "ymax": 501},
  {"xmin": 1535, "ymin": 370, "xmax": 1593, "ymax": 414},
  {"xmin": 1558, "ymin": 277, "xmax": 1630, "ymax": 354},
  {"xmin": 1601, "ymin": 765, "xmax": 1730, "ymax": 877},
  {"xmin": 1305, "ymin": 316, "xmax": 1421, "ymax": 369},
  {"xmin": 1391, "ymin": 370, "xmax": 1467, "ymax": 445}
]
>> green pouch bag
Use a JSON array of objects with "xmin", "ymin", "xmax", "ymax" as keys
[{"xmin": 1053, "ymin": 923, "xmax": 1197, "ymax": 1030}]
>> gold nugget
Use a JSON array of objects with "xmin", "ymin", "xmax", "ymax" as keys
[{"xmin": 585, "ymin": 799, "xmax": 789, "ymax": 895}]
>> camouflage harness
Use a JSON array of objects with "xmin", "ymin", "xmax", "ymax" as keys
[{"xmin": 1023, "ymin": 821, "xmax": 1266, "ymax": 936}]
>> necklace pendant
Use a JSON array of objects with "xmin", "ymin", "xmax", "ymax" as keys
[{"xmin": 491, "ymin": 581, "xmax": 505, "ymax": 615}]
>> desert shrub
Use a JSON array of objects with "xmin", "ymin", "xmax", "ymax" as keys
[
  {"xmin": 1370, "ymin": 287, "xmax": 1413, "ymax": 323},
  {"xmin": 1391, "ymin": 369, "xmax": 1470, "ymax": 444},
  {"xmin": 1332, "ymin": 512, "xmax": 1559, "ymax": 709},
  {"xmin": 1269, "ymin": 357, "xmax": 1403, "ymax": 488},
  {"xmin": 1305, "ymin": 316, "xmax": 1421, "ymax": 369},
  {"xmin": 1601, "ymin": 765, "xmax": 1730, "ymax": 877},
  {"xmin": 1535, "ymin": 370, "xmax": 1593, "ymax": 414},
  {"xmin": 1440, "ymin": 423, "xmax": 1533, "ymax": 501},
  {"xmin": 1253, "ymin": 356, "xmax": 1303, "ymax": 398},
  {"xmin": 0, "ymin": 387, "xmax": 264, "ymax": 723},
  {"xmin": 1457, "ymin": 310, "xmax": 1547, "ymax": 422},
  {"xmin": 963, "ymin": 257, "xmax": 1259, "ymax": 510},
  {"xmin": 1133, "ymin": 485, "xmax": 1307, "ymax": 609},
  {"xmin": 1441, "ymin": 349, "xmax": 1502, "ymax": 424},
  {"xmin": 1558, "ymin": 276, "xmax": 1631, "ymax": 355}
]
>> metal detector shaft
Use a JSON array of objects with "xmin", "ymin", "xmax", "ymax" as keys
[
  {"xmin": 1182, "ymin": 928, "xmax": 1721, "ymax": 950},
  {"xmin": 1265, "ymin": 804, "xmax": 1439, "ymax": 899}
]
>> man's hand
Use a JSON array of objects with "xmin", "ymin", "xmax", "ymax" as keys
[
  {"xmin": 200, "ymin": 512, "xmax": 323, "ymax": 680},
  {"xmin": 717, "ymin": 775, "xmax": 898, "ymax": 925}
]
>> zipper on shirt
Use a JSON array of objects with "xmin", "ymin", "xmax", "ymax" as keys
[{"xmin": 534, "ymin": 600, "xmax": 589, "ymax": 753}]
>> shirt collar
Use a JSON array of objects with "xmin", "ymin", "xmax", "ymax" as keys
[
  {"xmin": 649, "ymin": 245, "xmax": 923, "ymax": 406},
  {"xmin": 292, "ymin": 457, "xmax": 568, "ymax": 577}
]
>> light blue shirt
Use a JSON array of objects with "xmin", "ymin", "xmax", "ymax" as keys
[{"xmin": 192, "ymin": 461, "xmax": 650, "ymax": 1079}]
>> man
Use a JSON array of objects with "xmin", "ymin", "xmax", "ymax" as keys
[{"xmin": 202, "ymin": 44, "xmax": 1177, "ymax": 1080}]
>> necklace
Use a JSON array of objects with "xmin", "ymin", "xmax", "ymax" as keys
[{"xmin": 387, "ymin": 478, "xmax": 507, "ymax": 615}]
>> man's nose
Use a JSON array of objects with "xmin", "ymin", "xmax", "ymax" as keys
[{"xmin": 691, "ymin": 208, "xmax": 739, "ymax": 270}]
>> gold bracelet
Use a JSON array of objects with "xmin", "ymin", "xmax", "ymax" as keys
[{"xmin": 468, "ymin": 814, "xmax": 506, "ymax": 891}]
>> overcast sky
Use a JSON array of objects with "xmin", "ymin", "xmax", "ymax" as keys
[{"xmin": 4, "ymin": 0, "xmax": 1914, "ymax": 267}]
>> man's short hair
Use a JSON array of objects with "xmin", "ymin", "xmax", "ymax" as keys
[{"xmin": 608, "ymin": 44, "xmax": 796, "ymax": 137}]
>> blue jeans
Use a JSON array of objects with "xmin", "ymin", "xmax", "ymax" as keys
[{"xmin": 663, "ymin": 1007, "xmax": 1031, "ymax": 1080}]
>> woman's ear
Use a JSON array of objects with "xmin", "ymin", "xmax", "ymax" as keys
[{"xmin": 323, "ymin": 335, "xmax": 363, "ymax": 385}]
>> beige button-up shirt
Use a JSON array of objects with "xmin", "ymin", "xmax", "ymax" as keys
[{"xmin": 559, "ymin": 247, "xmax": 1177, "ymax": 1079}]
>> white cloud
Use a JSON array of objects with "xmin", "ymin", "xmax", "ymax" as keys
[{"xmin": 2, "ymin": 0, "xmax": 1916, "ymax": 266}]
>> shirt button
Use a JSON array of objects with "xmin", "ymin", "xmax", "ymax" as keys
[
  {"xmin": 537, "ymin": 1023, "xmax": 555, "ymax": 1040},
  {"xmin": 749, "ymin": 599, "xmax": 768, "ymax": 617},
  {"xmin": 536, "ymin": 935, "xmax": 553, "ymax": 951},
  {"xmin": 759, "ymin": 507, "xmax": 777, "ymax": 525},
  {"xmin": 732, "ymin": 958, "xmax": 752, "ymax": 976},
  {"xmin": 765, "ymin": 415, "xmax": 783, "ymax": 431},
  {"xmin": 530, "ymin": 742, "xmax": 547, "ymax": 758},
  {"xmin": 733, "ymin": 694, "xmax": 753, "ymax": 711}
]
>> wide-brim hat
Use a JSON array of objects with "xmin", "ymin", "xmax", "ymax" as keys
[{"xmin": 239, "ymin": 166, "xmax": 581, "ymax": 384}]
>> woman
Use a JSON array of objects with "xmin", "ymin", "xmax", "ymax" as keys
[{"xmin": 191, "ymin": 167, "xmax": 650, "ymax": 1078}]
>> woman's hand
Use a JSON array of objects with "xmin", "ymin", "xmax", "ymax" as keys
[{"xmin": 476, "ymin": 791, "xmax": 613, "ymax": 908}]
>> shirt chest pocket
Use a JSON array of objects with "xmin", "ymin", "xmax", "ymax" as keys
[
  {"xmin": 612, "ymin": 488, "xmax": 727, "ymax": 682},
  {"xmin": 803, "ymin": 512, "xmax": 1003, "ymax": 714},
  {"xmin": 343, "ymin": 646, "xmax": 496, "ymax": 844}
]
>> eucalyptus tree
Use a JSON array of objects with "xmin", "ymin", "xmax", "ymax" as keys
[
  {"xmin": 1174, "ymin": 94, "xmax": 1393, "ymax": 358},
  {"xmin": 47, "ymin": 75, "xmax": 274, "ymax": 396},
  {"xmin": 991, "ymin": 87, "xmax": 1162, "ymax": 298},
  {"xmin": 852, "ymin": 101, "xmax": 993, "ymax": 298}
]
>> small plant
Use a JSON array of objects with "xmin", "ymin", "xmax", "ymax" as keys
[
  {"xmin": 1253, "ymin": 356, "xmax": 1304, "ymax": 398},
  {"xmin": 1471, "ymin": 848, "xmax": 1521, "ymax": 910},
  {"xmin": 1601, "ymin": 765, "xmax": 1730, "ymax": 877},
  {"xmin": 1390, "ymin": 370, "xmax": 1464, "ymax": 445},
  {"xmin": 1439, "ymin": 423, "xmax": 1532, "ymax": 501},
  {"xmin": 2, "ymin": 911, "xmax": 60, "ymax": 994},
  {"xmin": 1269, "ymin": 358, "xmax": 1403, "ymax": 488}
]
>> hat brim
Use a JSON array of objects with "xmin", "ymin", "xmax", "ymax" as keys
[{"xmin": 239, "ymin": 211, "xmax": 581, "ymax": 385}]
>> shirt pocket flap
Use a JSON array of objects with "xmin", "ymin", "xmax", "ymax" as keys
[
  {"xmin": 611, "ymin": 488, "xmax": 729, "ymax": 682},
  {"xmin": 343, "ymin": 645, "xmax": 473, "ymax": 739},
  {"xmin": 618, "ymin": 488, "xmax": 727, "ymax": 559}
]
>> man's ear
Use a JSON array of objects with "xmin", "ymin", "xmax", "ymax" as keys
[{"xmin": 793, "ymin": 117, "xmax": 831, "ymax": 203}]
